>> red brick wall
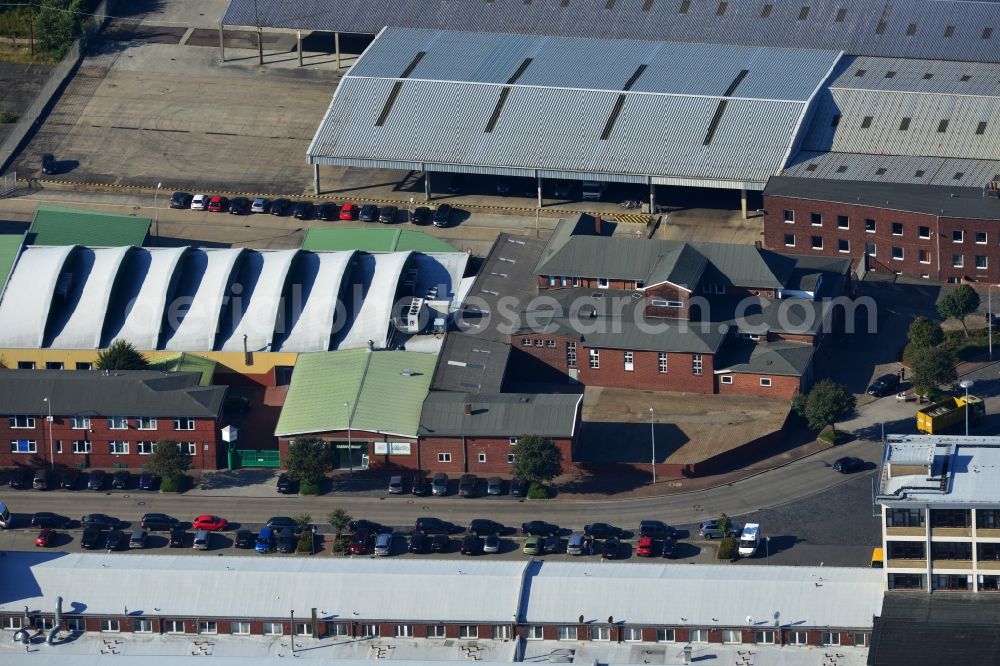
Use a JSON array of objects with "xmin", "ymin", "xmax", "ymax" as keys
[
  {"xmin": 278, "ymin": 433, "xmax": 419, "ymax": 471},
  {"xmin": 538, "ymin": 277, "xmax": 642, "ymax": 290},
  {"xmin": 644, "ymin": 283, "xmax": 691, "ymax": 319},
  {"xmin": 716, "ymin": 372, "xmax": 802, "ymax": 400},
  {"xmin": 0, "ymin": 415, "xmax": 221, "ymax": 470},
  {"xmin": 514, "ymin": 333, "xmax": 571, "ymax": 374},
  {"xmin": 415, "ymin": 436, "xmax": 576, "ymax": 473},
  {"xmin": 576, "ymin": 349, "xmax": 716, "ymax": 394}
]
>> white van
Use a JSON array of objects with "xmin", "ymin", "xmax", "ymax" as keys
[
  {"xmin": 581, "ymin": 180, "xmax": 605, "ymax": 201},
  {"xmin": 0, "ymin": 502, "xmax": 10, "ymax": 529},
  {"xmin": 738, "ymin": 523, "xmax": 762, "ymax": 557}
]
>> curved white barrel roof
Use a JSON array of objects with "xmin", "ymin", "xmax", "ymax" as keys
[
  {"xmin": 102, "ymin": 247, "xmax": 189, "ymax": 349},
  {"xmin": 337, "ymin": 251, "xmax": 411, "ymax": 350},
  {"xmin": 162, "ymin": 248, "xmax": 244, "ymax": 351},
  {"xmin": 274, "ymin": 250, "xmax": 355, "ymax": 352},
  {"xmin": 0, "ymin": 245, "xmax": 75, "ymax": 348},
  {"xmin": 219, "ymin": 249, "xmax": 299, "ymax": 352},
  {"xmin": 47, "ymin": 246, "xmax": 131, "ymax": 349},
  {"xmin": 415, "ymin": 252, "xmax": 468, "ymax": 304}
]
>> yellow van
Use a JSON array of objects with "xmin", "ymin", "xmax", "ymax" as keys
[{"xmin": 871, "ymin": 547, "xmax": 884, "ymax": 568}]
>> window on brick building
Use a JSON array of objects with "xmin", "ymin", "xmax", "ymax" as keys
[
  {"xmin": 10, "ymin": 440, "xmax": 36, "ymax": 454},
  {"xmin": 811, "ymin": 236, "xmax": 823, "ymax": 250},
  {"xmin": 590, "ymin": 626, "xmax": 611, "ymax": 641},
  {"xmin": 231, "ymin": 622, "xmax": 251, "ymax": 635},
  {"xmin": 438, "ymin": 453, "xmax": 452, "ymax": 463},
  {"xmin": 755, "ymin": 630, "xmax": 775, "ymax": 644},
  {"xmin": 494, "ymin": 626, "xmax": 511, "ymax": 639},
  {"xmin": 838, "ymin": 239, "xmax": 849, "ymax": 253},
  {"xmin": 977, "ymin": 256, "xmax": 988, "ymax": 270},
  {"xmin": 789, "ymin": 630, "xmax": 807, "ymax": 645},
  {"xmin": 135, "ymin": 417, "xmax": 156, "ymax": 430},
  {"xmin": 692, "ymin": 355, "xmax": 703, "ymax": 376},
  {"xmin": 394, "ymin": 625, "xmax": 412, "ymax": 638},
  {"xmin": 109, "ymin": 441, "xmax": 128, "ymax": 455},
  {"xmin": 137, "ymin": 441, "xmax": 156, "ymax": 455},
  {"xmin": 72, "ymin": 440, "xmax": 91, "ymax": 454},
  {"xmin": 526, "ymin": 626, "xmax": 543, "ymax": 640},
  {"xmin": 597, "ymin": 278, "xmax": 609, "ymax": 289},
  {"xmin": 722, "ymin": 629, "xmax": 742, "ymax": 644},
  {"xmin": 977, "ymin": 231, "xmax": 988, "ymax": 244},
  {"xmin": 866, "ymin": 242, "xmax": 876, "ymax": 257},
  {"xmin": 263, "ymin": 622, "xmax": 283, "ymax": 636},
  {"xmin": 107, "ymin": 416, "xmax": 127, "ymax": 430},
  {"xmin": 521, "ymin": 338, "xmax": 531, "ymax": 346},
  {"xmin": 534, "ymin": 339, "xmax": 544, "ymax": 347},
  {"xmin": 199, "ymin": 621, "xmax": 218, "ymax": 635},
  {"xmin": 589, "ymin": 349, "xmax": 600, "ymax": 369},
  {"xmin": 173, "ymin": 417, "xmax": 195, "ymax": 430},
  {"xmin": 624, "ymin": 351, "xmax": 634, "ymax": 371},
  {"xmin": 361, "ymin": 624, "xmax": 380, "ymax": 637},
  {"xmin": 658, "ymin": 352, "xmax": 667, "ymax": 373},
  {"xmin": 690, "ymin": 629, "xmax": 708, "ymax": 643},
  {"xmin": 822, "ymin": 632, "xmax": 841, "ymax": 646},
  {"xmin": 810, "ymin": 212, "xmax": 822, "ymax": 226},
  {"xmin": 892, "ymin": 246, "xmax": 904, "ymax": 260},
  {"xmin": 656, "ymin": 628, "xmax": 675, "ymax": 642},
  {"xmin": 70, "ymin": 416, "xmax": 90, "ymax": 429},
  {"xmin": 953, "ymin": 254, "xmax": 964, "ymax": 268},
  {"xmin": 507, "ymin": 453, "xmax": 516, "ymax": 464},
  {"xmin": 892, "ymin": 222, "xmax": 903, "ymax": 236},
  {"xmin": 546, "ymin": 340, "xmax": 556, "ymax": 348},
  {"xmin": 953, "ymin": 230, "xmax": 964, "ymax": 243},
  {"xmin": 784, "ymin": 234, "xmax": 795, "ymax": 247},
  {"xmin": 566, "ymin": 342, "xmax": 577, "ymax": 368},
  {"xmin": 865, "ymin": 219, "xmax": 876, "ymax": 233},
  {"xmin": 459, "ymin": 626, "xmax": 478, "ymax": 639},
  {"xmin": 9, "ymin": 415, "xmax": 35, "ymax": 428},
  {"xmin": 557, "ymin": 626, "xmax": 577, "ymax": 640},
  {"xmin": 853, "ymin": 633, "xmax": 868, "ymax": 647},
  {"xmin": 100, "ymin": 619, "xmax": 120, "ymax": 633},
  {"xmin": 721, "ymin": 375, "xmax": 733, "ymax": 384},
  {"xmin": 478, "ymin": 453, "xmax": 486, "ymax": 463},
  {"xmin": 622, "ymin": 627, "xmax": 642, "ymax": 642},
  {"xmin": 783, "ymin": 210, "xmax": 794, "ymax": 223},
  {"xmin": 837, "ymin": 215, "xmax": 849, "ymax": 229},
  {"xmin": 760, "ymin": 378, "xmax": 772, "ymax": 387},
  {"xmin": 918, "ymin": 226, "xmax": 930, "ymax": 239},
  {"xmin": 919, "ymin": 250, "xmax": 931, "ymax": 264},
  {"xmin": 426, "ymin": 625, "xmax": 446, "ymax": 638},
  {"xmin": 509, "ymin": 437, "xmax": 518, "ymax": 445}
]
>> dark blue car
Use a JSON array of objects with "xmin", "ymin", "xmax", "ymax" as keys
[
  {"xmin": 255, "ymin": 527, "xmax": 275, "ymax": 554},
  {"xmin": 138, "ymin": 472, "xmax": 157, "ymax": 490}
]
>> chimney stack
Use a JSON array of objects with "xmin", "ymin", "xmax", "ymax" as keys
[
  {"xmin": 464, "ymin": 403, "xmax": 472, "ymax": 415},
  {"xmin": 594, "ymin": 215, "xmax": 602, "ymax": 234}
]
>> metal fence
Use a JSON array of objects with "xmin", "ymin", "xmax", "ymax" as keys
[
  {"xmin": 0, "ymin": 172, "xmax": 15, "ymax": 197},
  {"xmin": 232, "ymin": 449, "xmax": 281, "ymax": 468}
]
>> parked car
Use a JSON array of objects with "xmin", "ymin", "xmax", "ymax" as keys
[
  {"xmin": 523, "ymin": 535, "xmax": 543, "ymax": 555},
  {"xmin": 105, "ymin": 530, "xmax": 127, "ymax": 551},
  {"xmin": 32, "ymin": 512, "xmax": 70, "ymax": 529},
  {"xmin": 348, "ymin": 519, "xmax": 383, "ymax": 534},
  {"xmin": 255, "ymin": 527, "xmax": 275, "ymax": 553},
  {"xmin": 129, "ymin": 528, "xmax": 147, "ymax": 550},
  {"xmin": 234, "ymin": 529, "xmax": 254, "ymax": 549},
  {"xmin": 192, "ymin": 515, "xmax": 228, "ymax": 531},
  {"xmin": 207, "ymin": 195, "xmax": 228, "ymax": 212},
  {"xmin": 521, "ymin": 521, "xmax": 559, "ymax": 537},
  {"xmin": 867, "ymin": 373, "xmax": 901, "ymax": 397},
  {"xmin": 468, "ymin": 519, "xmax": 503, "ymax": 536},
  {"xmin": 276, "ymin": 474, "xmax": 297, "ymax": 494},
  {"xmin": 168, "ymin": 527, "xmax": 187, "ymax": 548},
  {"xmin": 408, "ymin": 531, "xmax": 428, "ymax": 553},
  {"xmin": 551, "ymin": 180, "xmax": 573, "ymax": 199},
  {"xmin": 414, "ymin": 517, "xmax": 452, "ymax": 535},
  {"xmin": 458, "ymin": 473, "xmax": 478, "ymax": 497},
  {"xmin": 543, "ymin": 535, "xmax": 561, "ymax": 554},
  {"xmin": 699, "ymin": 519, "xmax": 740, "ymax": 540},
  {"xmin": 486, "ymin": 477, "xmax": 503, "ymax": 496},
  {"xmin": 349, "ymin": 529, "xmax": 370, "ymax": 555},
  {"xmin": 432, "ymin": 204, "xmax": 452, "ymax": 228},
  {"xmin": 431, "ymin": 472, "xmax": 449, "ymax": 496},
  {"xmin": 41, "ymin": 152, "xmax": 57, "ymax": 175},
  {"xmin": 738, "ymin": 523, "xmax": 762, "ymax": 557},
  {"xmin": 32, "ymin": 468, "xmax": 51, "ymax": 490},
  {"xmin": 409, "ymin": 207, "xmax": 431, "ymax": 225},
  {"xmin": 86, "ymin": 469, "xmax": 106, "ymax": 490},
  {"xmin": 483, "ymin": 534, "xmax": 501, "ymax": 553},
  {"xmin": 250, "ymin": 197, "xmax": 270, "ymax": 213},
  {"xmin": 269, "ymin": 198, "xmax": 291, "ymax": 216},
  {"xmin": 60, "ymin": 468, "xmax": 81, "ymax": 489},
  {"xmin": 378, "ymin": 205, "xmax": 398, "ymax": 224},
  {"xmin": 566, "ymin": 533, "xmax": 590, "ymax": 556},
  {"xmin": 169, "ymin": 192, "xmax": 192, "ymax": 209},
  {"xmin": 137, "ymin": 471, "xmax": 157, "ymax": 490},
  {"xmin": 292, "ymin": 201, "xmax": 313, "ymax": 220},
  {"xmin": 228, "ymin": 197, "xmax": 251, "ymax": 215},
  {"xmin": 388, "ymin": 475, "xmax": 404, "ymax": 494},
  {"xmin": 192, "ymin": 530, "xmax": 211, "ymax": 550},
  {"xmin": 431, "ymin": 534, "xmax": 451, "ymax": 553},
  {"xmin": 316, "ymin": 202, "xmax": 339, "ymax": 221},
  {"xmin": 190, "ymin": 194, "xmax": 209, "ymax": 210},
  {"xmin": 35, "ymin": 529, "xmax": 56, "ymax": 547},
  {"xmin": 661, "ymin": 536, "xmax": 678, "ymax": 558},
  {"xmin": 359, "ymin": 204, "xmax": 379, "ymax": 222},
  {"xmin": 447, "ymin": 174, "xmax": 463, "ymax": 194},
  {"xmin": 460, "ymin": 534, "xmax": 483, "ymax": 555},
  {"xmin": 374, "ymin": 532, "xmax": 393, "ymax": 556},
  {"xmin": 636, "ymin": 536, "xmax": 656, "ymax": 557},
  {"xmin": 268, "ymin": 516, "xmax": 302, "ymax": 532},
  {"xmin": 833, "ymin": 456, "xmax": 866, "ymax": 474},
  {"xmin": 140, "ymin": 513, "xmax": 178, "ymax": 531},
  {"xmin": 112, "ymin": 470, "xmax": 130, "ymax": 490},
  {"xmin": 80, "ymin": 527, "xmax": 103, "ymax": 549},
  {"xmin": 8, "ymin": 468, "xmax": 31, "ymax": 489},
  {"xmin": 338, "ymin": 203, "xmax": 356, "ymax": 220},
  {"xmin": 510, "ymin": 478, "xmax": 525, "ymax": 497},
  {"xmin": 276, "ymin": 527, "xmax": 297, "ymax": 553},
  {"xmin": 81, "ymin": 513, "xmax": 121, "ymax": 530},
  {"xmin": 584, "ymin": 523, "xmax": 623, "ymax": 539},
  {"xmin": 411, "ymin": 476, "xmax": 429, "ymax": 496},
  {"xmin": 602, "ymin": 538, "xmax": 620, "ymax": 559},
  {"xmin": 638, "ymin": 520, "xmax": 673, "ymax": 540}
]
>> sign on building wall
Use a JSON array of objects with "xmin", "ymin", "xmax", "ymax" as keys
[{"xmin": 374, "ymin": 442, "xmax": 412, "ymax": 455}]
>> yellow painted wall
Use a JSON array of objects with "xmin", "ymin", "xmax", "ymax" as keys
[{"xmin": 0, "ymin": 348, "xmax": 299, "ymax": 376}]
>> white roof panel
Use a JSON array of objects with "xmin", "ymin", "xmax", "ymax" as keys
[
  {"xmin": 0, "ymin": 245, "xmax": 75, "ymax": 348},
  {"xmin": 102, "ymin": 247, "xmax": 188, "ymax": 349},
  {"xmin": 218, "ymin": 250, "xmax": 299, "ymax": 352},
  {"xmin": 273, "ymin": 250, "xmax": 355, "ymax": 353},
  {"xmin": 336, "ymin": 251, "xmax": 411, "ymax": 350},
  {"xmin": 46, "ymin": 246, "xmax": 131, "ymax": 349},
  {"xmin": 163, "ymin": 249, "xmax": 243, "ymax": 351}
]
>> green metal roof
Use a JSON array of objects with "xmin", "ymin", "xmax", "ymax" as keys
[
  {"xmin": 301, "ymin": 227, "xmax": 457, "ymax": 253},
  {"xmin": 149, "ymin": 352, "xmax": 218, "ymax": 386},
  {"xmin": 275, "ymin": 349, "xmax": 437, "ymax": 438},
  {"xmin": 27, "ymin": 204, "xmax": 150, "ymax": 247},
  {"xmin": 0, "ymin": 234, "xmax": 24, "ymax": 298}
]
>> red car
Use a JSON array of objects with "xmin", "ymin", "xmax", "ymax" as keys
[
  {"xmin": 349, "ymin": 529, "xmax": 370, "ymax": 555},
  {"xmin": 636, "ymin": 535, "xmax": 655, "ymax": 557},
  {"xmin": 338, "ymin": 203, "xmax": 356, "ymax": 220},
  {"xmin": 207, "ymin": 196, "xmax": 228, "ymax": 212},
  {"xmin": 192, "ymin": 515, "xmax": 228, "ymax": 531},
  {"xmin": 35, "ymin": 529, "xmax": 56, "ymax": 547}
]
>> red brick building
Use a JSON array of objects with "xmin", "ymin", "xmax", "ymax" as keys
[
  {"xmin": 0, "ymin": 369, "xmax": 227, "ymax": 471},
  {"xmin": 764, "ymin": 176, "xmax": 1000, "ymax": 283}
]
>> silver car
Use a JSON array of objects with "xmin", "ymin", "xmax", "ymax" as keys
[
  {"xmin": 128, "ymin": 528, "xmax": 147, "ymax": 550},
  {"xmin": 431, "ymin": 472, "xmax": 448, "ymax": 496},
  {"xmin": 250, "ymin": 197, "xmax": 269, "ymax": 213},
  {"xmin": 374, "ymin": 531, "xmax": 393, "ymax": 557},
  {"xmin": 486, "ymin": 477, "xmax": 503, "ymax": 495}
]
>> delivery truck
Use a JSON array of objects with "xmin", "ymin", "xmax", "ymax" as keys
[{"xmin": 916, "ymin": 395, "xmax": 984, "ymax": 434}]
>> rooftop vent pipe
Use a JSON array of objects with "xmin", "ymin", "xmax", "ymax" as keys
[{"xmin": 46, "ymin": 596, "xmax": 62, "ymax": 645}]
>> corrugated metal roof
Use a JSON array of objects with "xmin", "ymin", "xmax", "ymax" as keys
[
  {"xmin": 301, "ymin": 227, "xmax": 458, "ymax": 253},
  {"xmin": 418, "ymin": 392, "xmax": 581, "ymax": 437},
  {"xmin": 274, "ymin": 349, "xmax": 436, "ymax": 438},
  {"xmin": 830, "ymin": 56, "xmax": 1000, "ymax": 97},
  {"xmin": 307, "ymin": 28, "xmax": 838, "ymax": 188},
  {"xmin": 162, "ymin": 248, "xmax": 245, "ymax": 351},
  {"xmin": 217, "ymin": 250, "xmax": 298, "ymax": 353},
  {"xmin": 334, "ymin": 252, "xmax": 411, "ymax": 350},
  {"xmin": 272, "ymin": 250, "xmax": 355, "ymax": 353},
  {"xmin": 27, "ymin": 204, "xmax": 149, "ymax": 247},
  {"xmin": 221, "ymin": 0, "xmax": 1000, "ymax": 63},
  {"xmin": 102, "ymin": 247, "xmax": 189, "ymax": 350},
  {"xmin": 782, "ymin": 150, "xmax": 1000, "ymax": 187},
  {"xmin": 430, "ymin": 333, "xmax": 510, "ymax": 394},
  {"xmin": 520, "ymin": 562, "xmax": 883, "ymax": 628},
  {"xmin": 0, "ymin": 245, "xmax": 75, "ymax": 348}
]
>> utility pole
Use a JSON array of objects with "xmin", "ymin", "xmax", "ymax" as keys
[
  {"xmin": 253, "ymin": 0, "xmax": 263, "ymax": 66},
  {"xmin": 649, "ymin": 407, "xmax": 656, "ymax": 484}
]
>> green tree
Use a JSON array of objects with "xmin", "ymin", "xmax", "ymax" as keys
[
  {"xmin": 907, "ymin": 316, "xmax": 945, "ymax": 350},
  {"xmin": 96, "ymin": 339, "xmax": 150, "ymax": 371},
  {"xmin": 511, "ymin": 435, "xmax": 563, "ymax": 486},
  {"xmin": 293, "ymin": 513, "xmax": 312, "ymax": 530},
  {"xmin": 284, "ymin": 438, "xmax": 329, "ymax": 484},
  {"xmin": 147, "ymin": 440, "xmax": 191, "ymax": 486},
  {"xmin": 910, "ymin": 347, "xmax": 957, "ymax": 396},
  {"xmin": 327, "ymin": 508, "xmax": 351, "ymax": 536},
  {"xmin": 792, "ymin": 379, "xmax": 857, "ymax": 432},
  {"xmin": 35, "ymin": 0, "xmax": 80, "ymax": 58},
  {"xmin": 937, "ymin": 284, "xmax": 981, "ymax": 338}
]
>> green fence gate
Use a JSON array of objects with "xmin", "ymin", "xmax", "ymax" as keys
[{"xmin": 232, "ymin": 449, "xmax": 281, "ymax": 469}]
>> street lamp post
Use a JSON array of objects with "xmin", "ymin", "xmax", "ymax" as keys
[
  {"xmin": 253, "ymin": 0, "xmax": 263, "ymax": 66},
  {"xmin": 765, "ymin": 536, "xmax": 770, "ymax": 565},
  {"xmin": 153, "ymin": 182, "xmax": 162, "ymax": 246},
  {"xmin": 43, "ymin": 398, "xmax": 53, "ymax": 470},
  {"xmin": 344, "ymin": 401, "xmax": 352, "ymax": 473},
  {"xmin": 960, "ymin": 379, "xmax": 975, "ymax": 435},
  {"xmin": 649, "ymin": 407, "xmax": 656, "ymax": 484}
]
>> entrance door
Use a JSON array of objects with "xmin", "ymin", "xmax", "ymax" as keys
[{"xmin": 333, "ymin": 443, "xmax": 368, "ymax": 470}]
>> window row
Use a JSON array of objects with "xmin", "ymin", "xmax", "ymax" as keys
[
  {"xmin": 521, "ymin": 338, "xmax": 558, "ymax": 349},
  {"xmin": 8, "ymin": 416, "xmax": 197, "ymax": 430},
  {"xmin": 9, "ymin": 440, "xmax": 198, "ymax": 455},
  {"xmin": 437, "ymin": 452, "xmax": 516, "ymax": 464},
  {"xmin": 14, "ymin": 361, "xmax": 92, "ymax": 370},
  {"xmin": 782, "ymin": 214, "xmax": 994, "ymax": 247}
]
